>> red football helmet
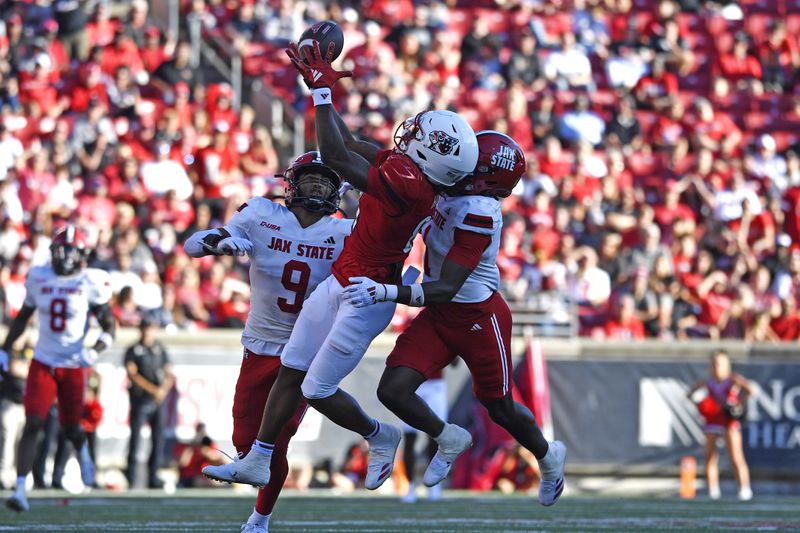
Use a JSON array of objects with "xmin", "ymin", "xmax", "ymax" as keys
[
  {"xmin": 50, "ymin": 226, "xmax": 89, "ymax": 276},
  {"xmin": 279, "ymin": 151, "xmax": 342, "ymax": 215},
  {"xmin": 449, "ymin": 131, "xmax": 526, "ymax": 198}
]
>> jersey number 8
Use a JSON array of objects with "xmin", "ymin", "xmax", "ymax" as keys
[{"xmin": 50, "ymin": 298, "xmax": 68, "ymax": 332}]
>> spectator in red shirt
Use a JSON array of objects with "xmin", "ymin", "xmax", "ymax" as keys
[
  {"xmin": 101, "ymin": 28, "xmax": 145, "ymax": 78},
  {"xmin": 196, "ymin": 122, "xmax": 241, "ymax": 205},
  {"xmin": 653, "ymin": 179, "xmax": 695, "ymax": 235},
  {"xmin": 633, "ymin": 57, "xmax": 678, "ymax": 111},
  {"xmin": 688, "ymin": 98, "xmax": 742, "ymax": 156},
  {"xmin": 76, "ymin": 174, "xmax": 117, "ymax": 228},
  {"xmin": 758, "ymin": 20, "xmax": 800, "ymax": 93},
  {"xmin": 604, "ymin": 293, "xmax": 645, "ymax": 340},
  {"xmin": 719, "ymin": 32, "xmax": 763, "ymax": 94},
  {"xmin": 140, "ymin": 26, "xmax": 172, "ymax": 73},
  {"xmin": 343, "ymin": 21, "xmax": 396, "ymax": 80},
  {"xmin": 86, "ymin": 3, "xmax": 118, "ymax": 48},
  {"xmin": 697, "ymin": 270, "xmax": 733, "ymax": 338}
]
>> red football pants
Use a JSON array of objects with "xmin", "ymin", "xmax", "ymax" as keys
[
  {"xmin": 232, "ymin": 350, "xmax": 306, "ymax": 516},
  {"xmin": 24, "ymin": 359, "xmax": 87, "ymax": 426}
]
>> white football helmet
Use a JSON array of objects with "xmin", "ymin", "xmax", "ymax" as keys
[{"xmin": 393, "ymin": 110, "xmax": 479, "ymax": 186}]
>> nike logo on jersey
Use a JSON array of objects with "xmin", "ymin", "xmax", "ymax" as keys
[
  {"xmin": 470, "ymin": 324, "xmax": 482, "ymax": 331},
  {"xmin": 324, "ymin": 236, "xmax": 336, "ymax": 245}
]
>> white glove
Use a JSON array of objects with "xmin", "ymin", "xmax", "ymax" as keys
[
  {"xmin": 343, "ymin": 276, "xmax": 394, "ymax": 308},
  {"xmin": 0, "ymin": 349, "xmax": 8, "ymax": 374},
  {"xmin": 79, "ymin": 347, "xmax": 99, "ymax": 368},
  {"xmin": 203, "ymin": 236, "xmax": 253, "ymax": 256}
]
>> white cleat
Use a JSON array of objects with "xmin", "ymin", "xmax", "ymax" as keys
[
  {"xmin": 738, "ymin": 487, "xmax": 753, "ymax": 501},
  {"xmin": 6, "ymin": 494, "xmax": 29, "ymax": 513},
  {"xmin": 428, "ymin": 483, "xmax": 443, "ymax": 501},
  {"xmin": 364, "ymin": 423, "xmax": 402, "ymax": 490},
  {"xmin": 401, "ymin": 482, "xmax": 418, "ymax": 504},
  {"xmin": 423, "ymin": 424, "xmax": 472, "ymax": 487},
  {"xmin": 709, "ymin": 486, "xmax": 721, "ymax": 500},
  {"xmin": 538, "ymin": 440, "xmax": 566, "ymax": 506},
  {"xmin": 241, "ymin": 522, "xmax": 269, "ymax": 533},
  {"xmin": 202, "ymin": 453, "xmax": 270, "ymax": 489}
]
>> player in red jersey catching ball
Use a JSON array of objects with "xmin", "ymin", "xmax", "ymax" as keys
[
  {"xmin": 344, "ymin": 132, "xmax": 567, "ymax": 506},
  {"xmin": 202, "ymin": 40, "xmax": 479, "ymax": 491},
  {"xmin": 1, "ymin": 226, "xmax": 115, "ymax": 513}
]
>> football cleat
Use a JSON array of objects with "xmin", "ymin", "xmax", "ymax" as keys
[
  {"xmin": 79, "ymin": 443, "xmax": 96, "ymax": 488},
  {"xmin": 738, "ymin": 487, "xmax": 753, "ymax": 501},
  {"xmin": 241, "ymin": 521, "xmax": 269, "ymax": 533},
  {"xmin": 6, "ymin": 494, "xmax": 29, "ymax": 513},
  {"xmin": 423, "ymin": 424, "xmax": 473, "ymax": 487},
  {"xmin": 709, "ymin": 486, "xmax": 721, "ymax": 500},
  {"xmin": 428, "ymin": 483, "xmax": 443, "ymax": 501},
  {"xmin": 401, "ymin": 483, "xmax": 418, "ymax": 504},
  {"xmin": 364, "ymin": 423, "xmax": 401, "ymax": 490},
  {"xmin": 202, "ymin": 453, "xmax": 270, "ymax": 489},
  {"xmin": 538, "ymin": 440, "xmax": 567, "ymax": 506}
]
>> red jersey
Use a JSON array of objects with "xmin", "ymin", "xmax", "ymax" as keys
[{"xmin": 332, "ymin": 150, "xmax": 436, "ymax": 285}]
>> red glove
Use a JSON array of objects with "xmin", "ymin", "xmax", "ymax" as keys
[{"xmin": 285, "ymin": 41, "xmax": 352, "ymax": 89}]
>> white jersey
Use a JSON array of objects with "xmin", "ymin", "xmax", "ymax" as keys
[
  {"xmin": 23, "ymin": 265, "xmax": 112, "ymax": 368},
  {"xmin": 424, "ymin": 194, "xmax": 502, "ymax": 303},
  {"xmin": 221, "ymin": 197, "xmax": 351, "ymax": 356}
]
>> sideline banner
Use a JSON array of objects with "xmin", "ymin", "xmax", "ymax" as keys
[{"xmin": 548, "ymin": 360, "xmax": 800, "ymax": 474}]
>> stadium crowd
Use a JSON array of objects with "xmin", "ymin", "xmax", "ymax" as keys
[{"xmin": 0, "ymin": 0, "xmax": 800, "ymax": 342}]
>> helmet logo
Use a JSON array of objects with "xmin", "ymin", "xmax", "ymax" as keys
[
  {"xmin": 428, "ymin": 131, "xmax": 459, "ymax": 156},
  {"xmin": 490, "ymin": 145, "xmax": 517, "ymax": 171}
]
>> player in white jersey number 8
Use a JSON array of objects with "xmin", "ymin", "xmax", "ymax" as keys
[{"xmin": 2, "ymin": 226, "xmax": 115, "ymax": 513}]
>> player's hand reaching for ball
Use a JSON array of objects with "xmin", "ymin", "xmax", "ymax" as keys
[
  {"xmin": 286, "ymin": 41, "xmax": 352, "ymax": 90},
  {"xmin": 203, "ymin": 236, "xmax": 253, "ymax": 257},
  {"xmin": 343, "ymin": 277, "xmax": 391, "ymax": 308}
]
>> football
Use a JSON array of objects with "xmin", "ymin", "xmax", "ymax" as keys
[{"xmin": 298, "ymin": 20, "xmax": 344, "ymax": 63}]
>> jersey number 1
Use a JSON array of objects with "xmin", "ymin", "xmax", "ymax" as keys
[
  {"xmin": 50, "ymin": 298, "xmax": 67, "ymax": 332},
  {"xmin": 278, "ymin": 260, "xmax": 311, "ymax": 313}
]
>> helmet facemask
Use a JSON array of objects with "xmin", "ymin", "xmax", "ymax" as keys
[
  {"xmin": 285, "ymin": 169, "xmax": 341, "ymax": 215},
  {"xmin": 51, "ymin": 244, "xmax": 84, "ymax": 276}
]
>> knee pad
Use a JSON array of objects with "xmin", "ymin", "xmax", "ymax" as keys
[{"xmin": 301, "ymin": 374, "xmax": 337, "ymax": 400}]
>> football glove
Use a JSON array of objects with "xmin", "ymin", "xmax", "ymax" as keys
[
  {"xmin": 0, "ymin": 349, "xmax": 8, "ymax": 375},
  {"xmin": 202, "ymin": 236, "xmax": 253, "ymax": 257},
  {"xmin": 285, "ymin": 41, "xmax": 352, "ymax": 90},
  {"xmin": 79, "ymin": 347, "xmax": 99, "ymax": 368},
  {"xmin": 343, "ymin": 277, "xmax": 390, "ymax": 308}
]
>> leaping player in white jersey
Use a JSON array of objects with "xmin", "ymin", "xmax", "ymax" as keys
[
  {"xmin": 0, "ymin": 226, "xmax": 115, "ymax": 513},
  {"xmin": 344, "ymin": 132, "xmax": 568, "ymax": 506},
  {"xmin": 184, "ymin": 152, "xmax": 351, "ymax": 533}
]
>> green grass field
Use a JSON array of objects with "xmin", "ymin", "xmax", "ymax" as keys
[{"xmin": 0, "ymin": 491, "xmax": 798, "ymax": 532}]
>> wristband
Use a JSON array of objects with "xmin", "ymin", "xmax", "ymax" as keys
[
  {"xmin": 312, "ymin": 88, "xmax": 333, "ymax": 106},
  {"xmin": 384, "ymin": 284, "xmax": 399, "ymax": 302},
  {"xmin": 408, "ymin": 284, "xmax": 425, "ymax": 307},
  {"xmin": 96, "ymin": 332, "xmax": 114, "ymax": 352}
]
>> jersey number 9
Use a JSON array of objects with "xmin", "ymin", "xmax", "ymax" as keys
[{"xmin": 278, "ymin": 260, "xmax": 311, "ymax": 314}]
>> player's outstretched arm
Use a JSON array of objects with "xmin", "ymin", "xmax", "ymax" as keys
[
  {"xmin": 345, "ymin": 258, "xmax": 473, "ymax": 308},
  {"xmin": 1, "ymin": 305, "xmax": 35, "ymax": 354},
  {"xmin": 89, "ymin": 303, "xmax": 116, "ymax": 352},
  {"xmin": 285, "ymin": 41, "xmax": 371, "ymax": 191},
  {"xmin": 184, "ymin": 228, "xmax": 253, "ymax": 257},
  {"xmin": 316, "ymin": 104, "xmax": 371, "ymax": 192},
  {"xmin": 332, "ymin": 110, "xmax": 380, "ymax": 165}
]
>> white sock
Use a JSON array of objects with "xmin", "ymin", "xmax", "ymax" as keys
[
  {"xmin": 15, "ymin": 475, "xmax": 26, "ymax": 498},
  {"xmin": 251, "ymin": 439, "xmax": 275, "ymax": 458},
  {"xmin": 406, "ymin": 481, "xmax": 416, "ymax": 494},
  {"xmin": 249, "ymin": 509, "xmax": 271, "ymax": 526}
]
